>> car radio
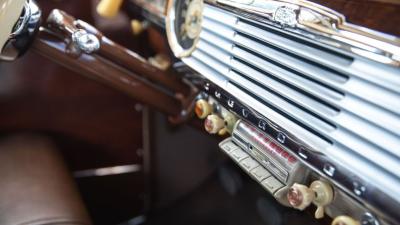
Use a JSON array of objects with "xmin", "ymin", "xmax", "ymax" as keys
[
  {"xmin": 221, "ymin": 120, "xmax": 309, "ymax": 206},
  {"xmin": 232, "ymin": 120, "xmax": 305, "ymax": 185}
]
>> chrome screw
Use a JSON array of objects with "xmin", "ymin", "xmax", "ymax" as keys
[{"xmin": 72, "ymin": 29, "xmax": 100, "ymax": 54}]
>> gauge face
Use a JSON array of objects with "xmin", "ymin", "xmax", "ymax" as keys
[{"xmin": 166, "ymin": 0, "xmax": 204, "ymax": 58}]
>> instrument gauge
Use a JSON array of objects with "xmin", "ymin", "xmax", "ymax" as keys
[{"xmin": 166, "ymin": 0, "xmax": 204, "ymax": 58}]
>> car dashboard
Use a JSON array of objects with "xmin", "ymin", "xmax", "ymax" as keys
[
  {"xmin": 135, "ymin": 0, "xmax": 400, "ymax": 224},
  {"xmin": 1, "ymin": 0, "xmax": 399, "ymax": 224}
]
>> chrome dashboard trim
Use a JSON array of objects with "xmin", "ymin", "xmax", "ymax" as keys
[
  {"xmin": 180, "ymin": 5, "xmax": 400, "ymax": 224},
  {"xmin": 206, "ymin": 0, "xmax": 400, "ymax": 66},
  {"xmin": 178, "ymin": 2, "xmax": 400, "ymax": 224},
  {"xmin": 9, "ymin": 1, "xmax": 31, "ymax": 38},
  {"xmin": 73, "ymin": 165, "xmax": 142, "ymax": 178},
  {"xmin": 166, "ymin": 0, "xmax": 204, "ymax": 58}
]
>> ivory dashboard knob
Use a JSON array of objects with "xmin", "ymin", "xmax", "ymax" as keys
[
  {"xmin": 310, "ymin": 180, "xmax": 334, "ymax": 219},
  {"xmin": 223, "ymin": 113, "xmax": 237, "ymax": 133},
  {"xmin": 130, "ymin": 20, "xmax": 149, "ymax": 36},
  {"xmin": 287, "ymin": 183, "xmax": 314, "ymax": 210},
  {"xmin": 218, "ymin": 128, "xmax": 228, "ymax": 136},
  {"xmin": 204, "ymin": 114, "xmax": 225, "ymax": 134},
  {"xmin": 332, "ymin": 216, "xmax": 360, "ymax": 225},
  {"xmin": 195, "ymin": 99, "xmax": 212, "ymax": 119},
  {"xmin": 96, "ymin": 0, "xmax": 124, "ymax": 18}
]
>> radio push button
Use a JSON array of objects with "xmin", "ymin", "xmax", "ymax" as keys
[
  {"xmin": 230, "ymin": 148, "xmax": 249, "ymax": 162},
  {"xmin": 261, "ymin": 176, "xmax": 284, "ymax": 193},
  {"xmin": 240, "ymin": 157, "xmax": 259, "ymax": 171},
  {"xmin": 251, "ymin": 166, "xmax": 271, "ymax": 182},
  {"xmin": 219, "ymin": 140, "xmax": 239, "ymax": 154},
  {"xmin": 204, "ymin": 114, "xmax": 225, "ymax": 134}
]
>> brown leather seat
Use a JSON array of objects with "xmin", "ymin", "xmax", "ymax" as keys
[{"xmin": 0, "ymin": 135, "xmax": 92, "ymax": 225}]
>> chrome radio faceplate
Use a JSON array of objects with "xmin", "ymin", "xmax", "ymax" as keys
[{"xmin": 232, "ymin": 120, "xmax": 307, "ymax": 185}]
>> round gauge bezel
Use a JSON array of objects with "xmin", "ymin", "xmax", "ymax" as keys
[{"xmin": 165, "ymin": 0, "xmax": 204, "ymax": 58}]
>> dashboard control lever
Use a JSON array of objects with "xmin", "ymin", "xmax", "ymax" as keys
[{"xmin": 32, "ymin": 9, "xmax": 197, "ymax": 122}]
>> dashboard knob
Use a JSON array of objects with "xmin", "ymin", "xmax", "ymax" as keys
[
  {"xmin": 204, "ymin": 114, "xmax": 225, "ymax": 134},
  {"xmin": 130, "ymin": 20, "xmax": 144, "ymax": 35},
  {"xmin": 195, "ymin": 99, "xmax": 212, "ymax": 119},
  {"xmin": 130, "ymin": 20, "xmax": 150, "ymax": 36},
  {"xmin": 287, "ymin": 183, "xmax": 314, "ymax": 210},
  {"xmin": 223, "ymin": 113, "xmax": 237, "ymax": 133},
  {"xmin": 96, "ymin": 0, "xmax": 124, "ymax": 18},
  {"xmin": 310, "ymin": 180, "xmax": 334, "ymax": 219},
  {"xmin": 332, "ymin": 216, "xmax": 360, "ymax": 225}
]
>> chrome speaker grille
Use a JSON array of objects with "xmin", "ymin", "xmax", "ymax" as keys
[{"xmin": 183, "ymin": 4, "xmax": 400, "ymax": 205}]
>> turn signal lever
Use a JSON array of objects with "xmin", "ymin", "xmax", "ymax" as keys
[{"xmin": 31, "ymin": 9, "xmax": 195, "ymax": 121}]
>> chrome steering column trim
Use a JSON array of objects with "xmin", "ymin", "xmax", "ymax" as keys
[{"xmin": 0, "ymin": 0, "xmax": 41, "ymax": 61}]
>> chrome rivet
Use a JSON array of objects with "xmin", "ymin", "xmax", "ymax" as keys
[
  {"xmin": 323, "ymin": 164, "xmax": 335, "ymax": 177},
  {"xmin": 214, "ymin": 91, "xmax": 221, "ymax": 99},
  {"xmin": 227, "ymin": 99, "xmax": 235, "ymax": 108},
  {"xmin": 258, "ymin": 120, "xmax": 267, "ymax": 131},
  {"xmin": 277, "ymin": 132, "xmax": 286, "ymax": 143},
  {"xmin": 353, "ymin": 181, "xmax": 366, "ymax": 196}
]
